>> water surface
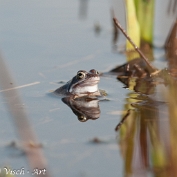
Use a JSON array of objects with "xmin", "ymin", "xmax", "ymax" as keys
[{"xmin": 0, "ymin": 0, "xmax": 175, "ymax": 177}]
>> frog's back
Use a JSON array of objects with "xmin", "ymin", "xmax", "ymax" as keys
[{"xmin": 54, "ymin": 82, "xmax": 70, "ymax": 95}]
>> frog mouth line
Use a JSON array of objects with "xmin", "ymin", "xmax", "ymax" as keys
[
  {"xmin": 74, "ymin": 80, "xmax": 99, "ymax": 88},
  {"xmin": 79, "ymin": 77, "xmax": 100, "ymax": 86}
]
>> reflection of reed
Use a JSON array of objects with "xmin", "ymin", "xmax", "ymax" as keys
[
  {"xmin": 79, "ymin": 0, "xmax": 88, "ymax": 19},
  {"xmin": 117, "ymin": 91, "xmax": 170, "ymax": 177},
  {"xmin": 111, "ymin": 10, "xmax": 119, "ymax": 50},
  {"xmin": 168, "ymin": 0, "xmax": 177, "ymax": 14},
  {"xmin": 165, "ymin": 18, "xmax": 177, "ymax": 176},
  {"xmin": 168, "ymin": 83, "xmax": 177, "ymax": 176},
  {"xmin": 0, "ymin": 54, "xmax": 50, "ymax": 177}
]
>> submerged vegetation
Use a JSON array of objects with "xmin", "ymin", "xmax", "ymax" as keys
[
  {"xmin": 0, "ymin": 0, "xmax": 177, "ymax": 177},
  {"xmin": 111, "ymin": 1, "xmax": 177, "ymax": 176}
]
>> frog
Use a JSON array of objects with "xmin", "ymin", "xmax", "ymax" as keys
[{"xmin": 54, "ymin": 69, "xmax": 101, "ymax": 99}]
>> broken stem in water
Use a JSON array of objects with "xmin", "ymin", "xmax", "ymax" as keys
[{"xmin": 113, "ymin": 17, "xmax": 157, "ymax": 73}]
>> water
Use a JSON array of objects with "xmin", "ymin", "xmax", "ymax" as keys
[{"xmin": 0, "ymin": 0, "xmax": 176, "ymax": 177}]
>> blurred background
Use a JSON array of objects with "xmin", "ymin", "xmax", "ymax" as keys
[{"xmin": 0, "ymin": 0, "xmax": 176, "ymax": 177}]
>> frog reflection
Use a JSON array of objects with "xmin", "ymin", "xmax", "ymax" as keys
[
  {"xmin": 62, "ymin": 97, "xmax": 100, "ymax": 122},
  {"xmin": 55, "ymin": 69, "xmax": 100, "ymax": 99}
]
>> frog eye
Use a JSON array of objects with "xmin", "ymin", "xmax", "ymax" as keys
[
  {"xmin": 96, "ymin": 71, "xmax": 99, "ymax": 75},
  {"xmin": 77, "ymin": 71, "xmax": 85, "ymax": 79},
  {"xmin": 78, "ymin": 115, "xmax": 87, "ymax": 122}
]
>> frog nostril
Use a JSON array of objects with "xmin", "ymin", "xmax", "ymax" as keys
[{"xmin": 89, "ymin": 69, "xmax": 99, "ymax": 75}]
